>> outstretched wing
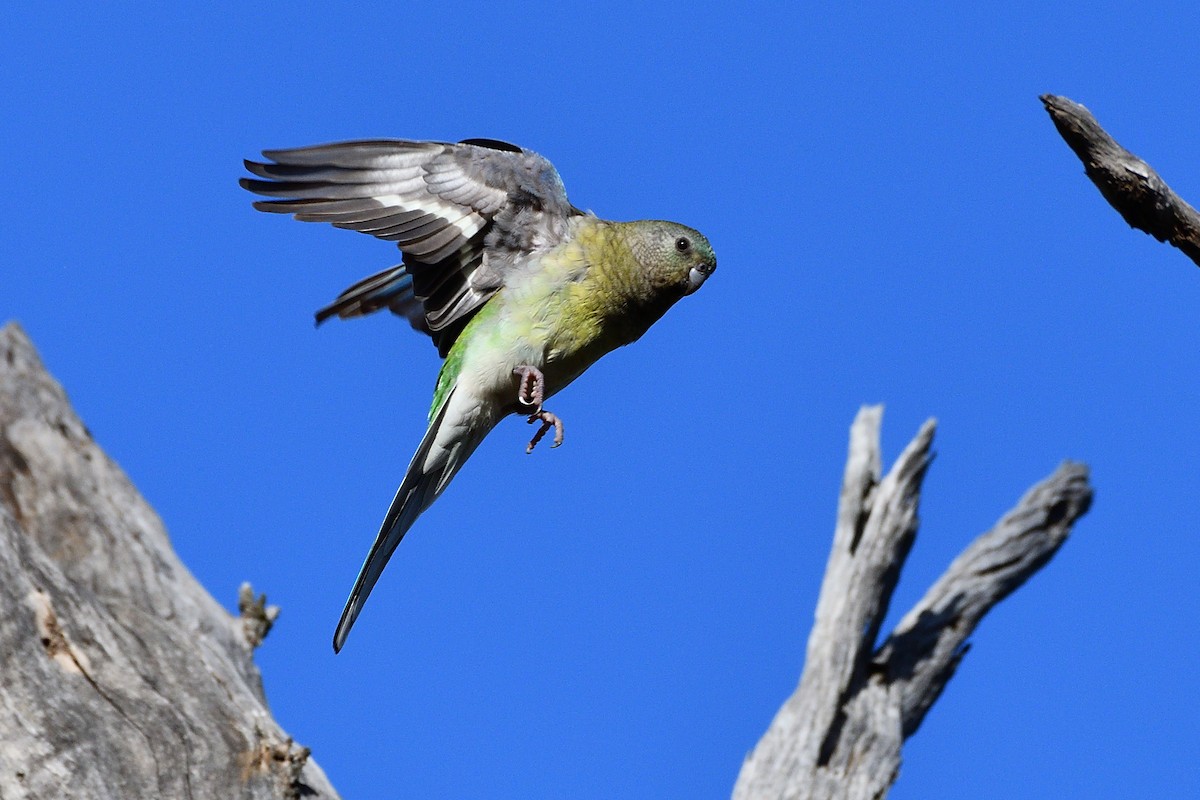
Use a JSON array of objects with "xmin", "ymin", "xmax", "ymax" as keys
[{"xmin": 241, "ymin": 138, "xmax": 580, "ymax": 355}]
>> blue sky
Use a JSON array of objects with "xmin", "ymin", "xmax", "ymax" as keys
[{"xmin": 5, "ymin": 2, "xmax": 1199, "ymax": 797}]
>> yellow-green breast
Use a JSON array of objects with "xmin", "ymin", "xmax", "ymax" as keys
[{"xmin": 430, "ymin": 219, "xmax": 660, "ymax": 419}]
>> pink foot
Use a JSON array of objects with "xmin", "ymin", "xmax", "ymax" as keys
[
  {"xmin": 513, "ymin": 365, "xmax": 545, "ymax": 410},
  {"xmin": 512, "ymin": 366, "xmax": 565, "ymax": 453},
  {"xmin": 526, "ymin": 410, "xmax": 565, "ymax": 454}
]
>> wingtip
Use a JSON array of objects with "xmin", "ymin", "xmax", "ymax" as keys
[
  {"xmin": 249, "ymin": 199, "xmax": 293, "ymax": 213},
  {"xmin": 239, "ymin": 177, "xmax": 285, "ymax": 202},
  {"xmin": 314, "ymin": 301, "xmax": 346, "ymax": 326}
]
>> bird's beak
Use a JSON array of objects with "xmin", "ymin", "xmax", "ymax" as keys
[{"xmin": 684, "ymin": 262, "xmax": 715, "ymax": 295}]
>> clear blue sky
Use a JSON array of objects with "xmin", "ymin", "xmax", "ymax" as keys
[{"xmin": 5, "ymin": 3, "xmax": 1198, "ymax": 797}]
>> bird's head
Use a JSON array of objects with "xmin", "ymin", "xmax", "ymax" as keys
[{"xmin": 628, "ymin": 221, "xmax": 717, "ymax": 298}]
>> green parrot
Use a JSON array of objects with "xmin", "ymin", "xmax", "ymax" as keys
[{"xmin": 241, "ymin": 138, "xmax": 716, "ymax": 651}]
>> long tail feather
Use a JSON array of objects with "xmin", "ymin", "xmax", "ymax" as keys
[{"xmin": 333, "ymin": 385, "xmax": 480, "ymax": 652}]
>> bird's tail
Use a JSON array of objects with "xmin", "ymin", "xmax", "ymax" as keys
[{"xmin": 333, "ymin": 384, "xmax": 492, "ymax": 652}]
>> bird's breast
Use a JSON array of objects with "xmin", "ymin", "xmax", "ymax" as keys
[{"xmin": 454, "ymin": 228, "xmax": 655, "ymax": 411}]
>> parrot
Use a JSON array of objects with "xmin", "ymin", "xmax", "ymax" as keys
[{"xmin": 240, "ymin": 137, "xmax": 716, "ymax": 652}]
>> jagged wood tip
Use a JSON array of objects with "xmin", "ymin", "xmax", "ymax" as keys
[{"xmin": 1041, "ymin": 93, "xmax": 1200, "ymax": 267}]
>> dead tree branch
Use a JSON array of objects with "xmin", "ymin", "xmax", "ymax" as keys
[
  {"xmin": 1041, "ymin": 93, "xmax": 1200, "ymax": 266},
  {"xmin": 733, "ymin": 406, "xmax": 1092, "ymax": 800},
  {"xmin": 0, "ymin": 322, "xmax": 339, "ymax": 800}
]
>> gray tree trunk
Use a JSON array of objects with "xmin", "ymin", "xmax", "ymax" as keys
[
  {"xmin": 0, "ymin": 321, "xmax": 1092, "ymax": 799},
  {"xmin": 0, "ymin": 322, "xmax": 338, "ymax": 800}
]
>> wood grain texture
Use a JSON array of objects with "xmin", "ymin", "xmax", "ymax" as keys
[
  {"xmin": 1042, "ymin": 93, "xmax": 1200, "ymax": 266},
  {"xmin": 732, "ymin": 406, "xmax": 1092, "ymax": 800},
  {"xmin": 0, "ymin": 321, "xmax": 339, "ymax": 800}
]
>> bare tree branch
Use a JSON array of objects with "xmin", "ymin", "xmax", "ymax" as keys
[
  {"xmin": 733, "ymin": 406, "xmax": 1092, "ymax": 800},
  {"xmin": 878, "ymin": 461, "xmax": 1091, "ymax": 738},
  {"xmin": 1041, "ymin": 93, "xmax": 1200, "ymax": 266},
  {"xmin": 0, "ymin": 322, "xmax": 339, "ymax": 800}
]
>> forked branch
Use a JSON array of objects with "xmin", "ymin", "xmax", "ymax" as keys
[{"xmin": 733, "ymin": 406, "xmax": 1092, "ymax": 800}]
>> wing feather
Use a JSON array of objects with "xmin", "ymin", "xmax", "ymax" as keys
[
  {"xmin": 313, "ymin": 264, "xmax": 428, "ymax": 333},
  {"xmin": 308, "ymin": 207, "xmax": 427, "ymax": 226},
  {"xmin": 242, "ymin": 137, "xmax": 581, "ymax": 354}
]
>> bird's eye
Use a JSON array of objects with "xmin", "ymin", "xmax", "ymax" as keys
[{"xmin": 675, "ymin": 237, "xmax": 691, "ymax": 253}]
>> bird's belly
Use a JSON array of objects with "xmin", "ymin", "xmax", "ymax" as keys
[
  {"xmin": 457, "ymin": 329, "xmax": 609, "ymax": 417},
  {"xmin": 455, "ymin": 336, "xmax": 547, "ymax": 412},
  {"xmin": 539, "ymin": 341, "xmax": 608, "ymax": 399},
  {"xmin": 459, "ymin": 277, "xmax": 626, "ymax": 415}
]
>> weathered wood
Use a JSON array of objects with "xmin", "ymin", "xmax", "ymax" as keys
[
  {"xmin": 733, "ymin": 406, "xmax": 1092, "ymax": 800},
  {"xmin": 1041, "ymin": 93, "xmax": 1200, "ymax": 266},
  {"xmin": 0, "ymin": 321, "xmax": 339, "ymax": 800}
]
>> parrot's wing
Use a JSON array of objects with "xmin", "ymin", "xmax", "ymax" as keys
[
  {"xmin": 242, "ymin": 138, "xmax": 582, "ymax": 355},
  {"xmin": 312, "ymin": 263, "xmax": 429, "ymax": 334}
]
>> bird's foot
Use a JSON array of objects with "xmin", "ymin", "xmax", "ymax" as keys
[
  {"xmin": 526, "ymin": 410, "xmax": 564, "ymax": 454},
  {"xmin": 513, "ymin": 365, "xmax": 564, "ymax": 453},
  {"xmin": 513, "ymin": 365, "xmax": 546, "ymax": 410}
]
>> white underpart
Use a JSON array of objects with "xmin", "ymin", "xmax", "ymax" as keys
[{"xmin": 425, "ymin": 381, "xmax": 499, "ymax": 494}]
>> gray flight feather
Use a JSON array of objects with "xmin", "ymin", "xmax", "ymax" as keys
[
  {"xmin": 313, "ymin": 264, "xmax": 429, "ymax": 333},
  {"xmin": 241, "ymin": 138, "xmax": 583, "ymax": 356}
]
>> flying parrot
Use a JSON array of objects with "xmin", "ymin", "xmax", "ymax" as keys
[{"xmin": 240, "ymin": 138, "xmax": 716, "ymax": 651}]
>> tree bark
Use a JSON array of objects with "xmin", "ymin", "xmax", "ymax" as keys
[
  {"xmin": 0, "ymin": 322, "xmax": 338, "ymax": 800},
  {"xmin": 1041, "ymin": 93, "xmax": 1200, "ymax": 266},
  {"xmin": 732, "ymin": 406, "xmax": 1092, "ymax": 800}
]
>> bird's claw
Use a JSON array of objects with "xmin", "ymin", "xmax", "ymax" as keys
[
  {"xmin": 513, "ymin": 365, "xmax": 545, "ymax": 410},
  {"xmin": 526, "ymin": 410, "xmax": 564, "ymax": 454}
]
